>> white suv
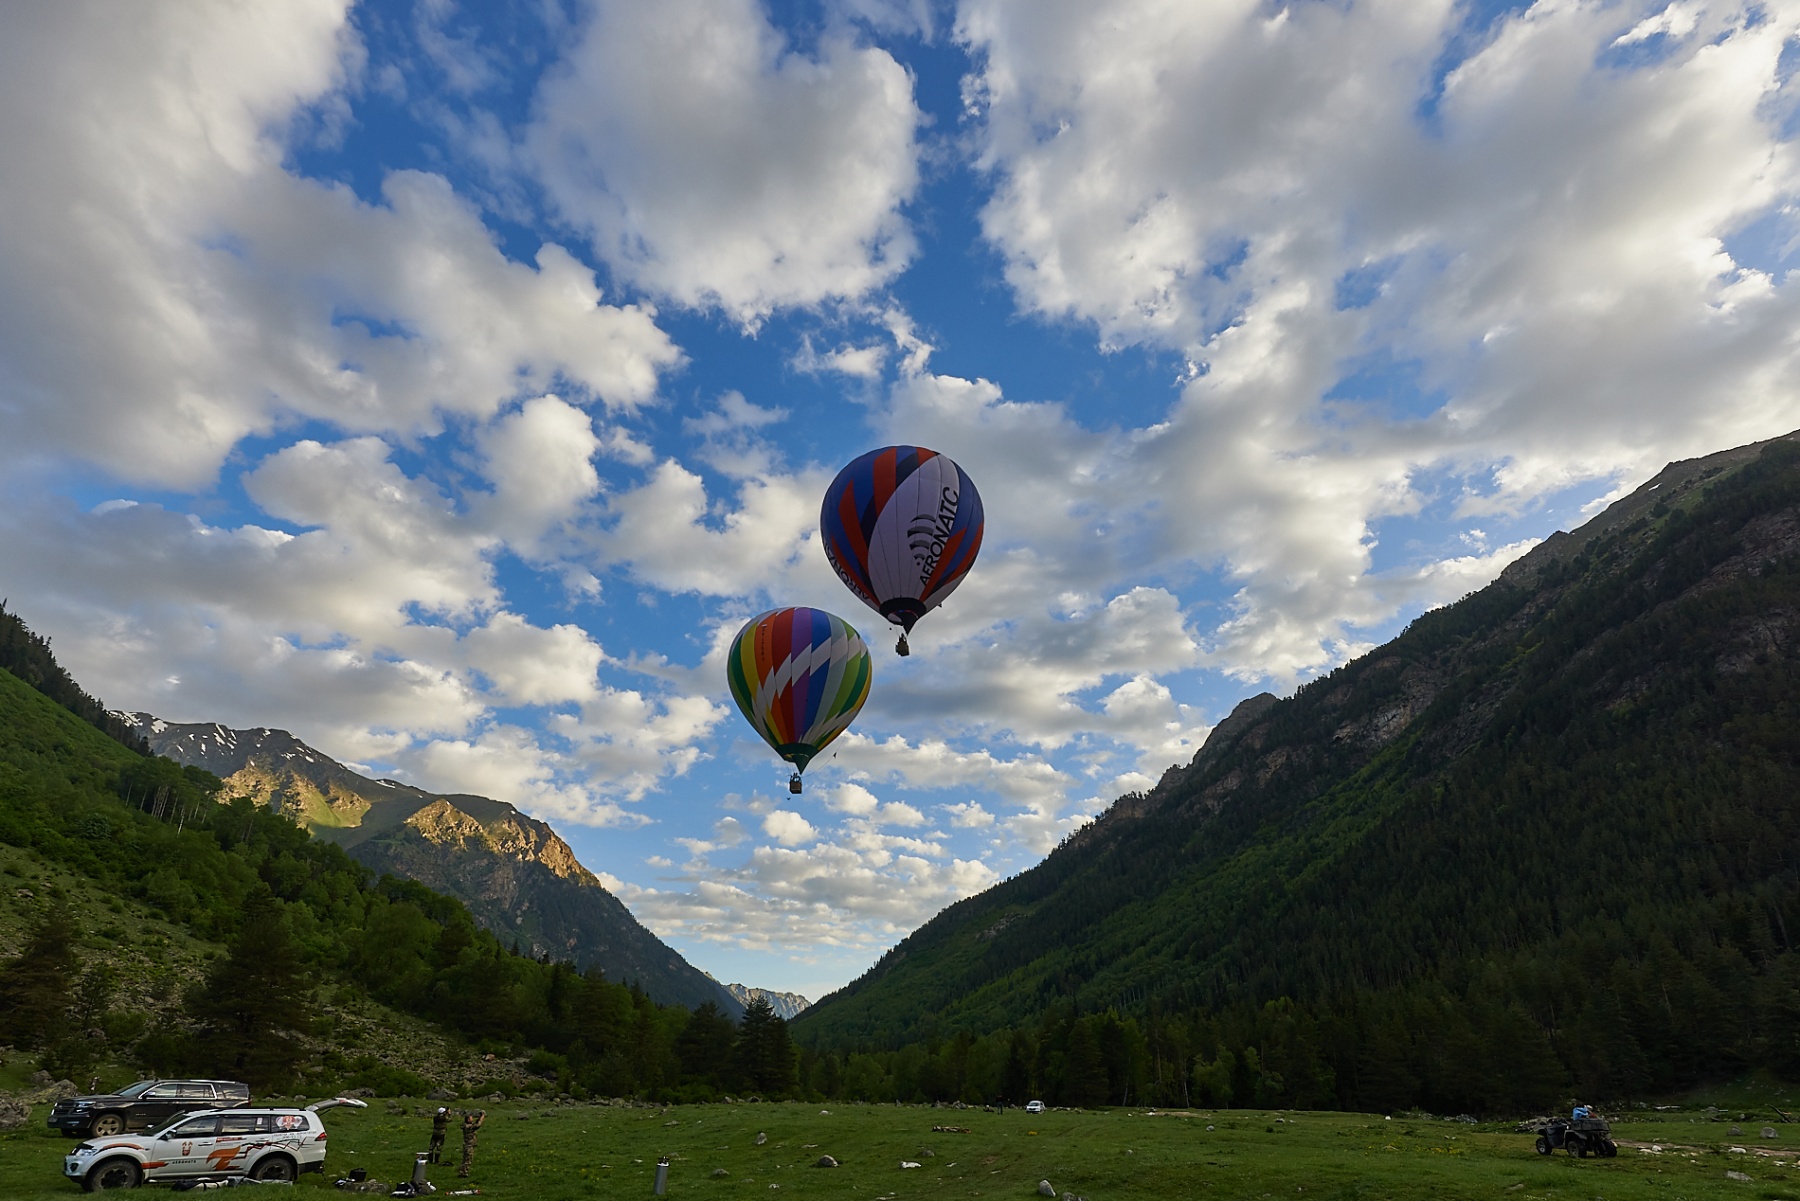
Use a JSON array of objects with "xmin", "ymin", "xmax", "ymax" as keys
[{"xmin": 64, "ymin": 1100, "xmax": 364, "ymax": 1191}]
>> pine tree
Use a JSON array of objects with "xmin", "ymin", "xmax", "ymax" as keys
[
  {"xmin": 734, "ymin": 998, "xmax": 798, "ymax": 1096},
  {"xmin": 0, "ymin": 903, "xmax": 77, "ymax": 1050},
  {"xmin": 189, "ymin": 891, "xmax": 309, "ymax": 1090},
  {"xmin": 1063, "ymin": 1020, "xmax": 1108, "ymax": 1108}
]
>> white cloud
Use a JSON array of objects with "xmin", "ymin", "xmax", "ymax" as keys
[
  {"xmin": 1614, "ymin": 2, "xmax": 1699, "ymax": 46},
  {"xmin": 478, "ymin": 395, "xmax": 603, "ymax": 547},
  {"xmin": 461, "ymin": 612, "xmax": 604, "ymax": 707},
  {"xmin": 942, "ymin": 801, "xmax": 995, "ymax": 828},
  {"xmin": 0, "ymin": 1, "xmax": 681, "ymax": 490},
  {"xmin": 762, "ymin": 809, "xmax": 818, "ymax": 846},
  {"xmin": 589, "ymin": 459, "xmax": 842, "ymax": 600},
  {"xmin": 940, "ymin": 0, "xmax": 1800, "ymax": 679},
  {"xmin": 612, "ymin": 838, "xmax": 997, "ymax": 954},
  {"xmin": 526, "ymin": 0, "xmax": 923, "ymax": 320}
]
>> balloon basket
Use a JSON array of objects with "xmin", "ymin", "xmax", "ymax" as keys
[
  {"xmin": 789, "ymin": 773, "xmax": 803, "ymax": 794},
  {"xmin": 895, "ymin": 634, "xmax": 910, "ymax": 657}
]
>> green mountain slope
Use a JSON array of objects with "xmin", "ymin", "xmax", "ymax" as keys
[
  {"xmin": 797, "ymin": 434, "xmax": 1800, "ymax": 1104},
  {"xmin": 0, "ymin": 638, "xmax": 758, "ymax": 1100},
  {"xmin": 120, "ymin": 717, "xmax": 740, "ymax": 1016}
]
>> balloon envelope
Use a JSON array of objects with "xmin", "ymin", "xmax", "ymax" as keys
[
  {"xmin": 820, "ymin": 446, "xmax": 984, "ymax": 640},
  {"xmin": 726, "ymin": 607, "xmax": 872, "ymax": 776}
]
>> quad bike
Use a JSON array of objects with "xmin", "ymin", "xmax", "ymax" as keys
[{"xmin": 1534, "ymin": 1115, "xmax": 1618, "ymax": 1158}]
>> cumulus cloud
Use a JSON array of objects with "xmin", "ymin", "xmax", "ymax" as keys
[
  {"xmin": 461, "ymin": 612, "xmax": 603, "ymax": 707},
  {"xmin": 610, "ymin": 837, "xmax": 998, "ymax": 954},
  {"xmin": 0, "ymin": 1, "xmax": 680, "ymax": 490},
  {"xmin": 526, "ymin": 0, "xmax": 923, "ymax": 319},
  {"xmin": 942, "ymin": 801, "xmax": 995, "ymax": 828},
  {"xmin": 762, "ymin": 809, "xmax": 818, "ymax": 845},
  {"xmin": 953, "ymin": 0, "xmax": 1800, "ymax": 678},
  {"xmin": 477, "ymin": 395, "xmax": 604, "ymax": 548},
  {"xmin": 588, "ymin": 458, "xmax": 844, "ymax": 601}
]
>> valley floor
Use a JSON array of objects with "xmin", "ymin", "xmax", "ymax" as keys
[{"xmin": 4, "ymin": 1100, "xmax": 1797, "ymax": 1200}]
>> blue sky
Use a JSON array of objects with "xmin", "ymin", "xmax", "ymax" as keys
[{"xmin": 2, "ymin": 0, "xmax": 1799, "ymax": 1001}]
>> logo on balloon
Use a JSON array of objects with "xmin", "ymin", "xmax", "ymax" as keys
[{"xmin": 908, "ymin": 485, "xmax": 960, "ymax": 588}]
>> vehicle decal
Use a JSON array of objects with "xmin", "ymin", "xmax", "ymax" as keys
[
  {"xmin": 181, "ymin": 1141, "xmax": 193, "ymax": 1155},
  {"xmin": 142, "ymin": 1160, "xmax": 169, "ymax": 1169},
  {"xmin": 205, "ymin": 1145, "xmax": 244, "ymax": 1170},
  {"xmin": 100, "ymin": 1142, "xmax": 146, "ymax": 1151}
]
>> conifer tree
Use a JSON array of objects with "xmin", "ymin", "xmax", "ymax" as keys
[
  {"xmin": 0, "ymin": 902, "xmax": 77, "ymax": 1050},
  {"xmin": 189, "ymin": 890, "xmax": 309, "ymax": 1090},
  {"xmin": 733, "ymin": 997, "xmax": 797, "ymax": 1096}
]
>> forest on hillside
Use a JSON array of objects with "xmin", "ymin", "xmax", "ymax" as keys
[
  {"xmin": 790, "ymin": 441, "xmax": 1800, "ymax": 1112},
  {"xmin": 0, "ymin": 645, "xmax": 798, "ymax": 1102}
]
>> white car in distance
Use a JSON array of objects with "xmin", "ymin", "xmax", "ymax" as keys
[
  {"xmin": 64, "ymin": 1099, "xmax": 366, "ymax": 1191},
  {"xmin": 1025, "ymin": 1100, "xmax": 1045, "ymax": 1114}
]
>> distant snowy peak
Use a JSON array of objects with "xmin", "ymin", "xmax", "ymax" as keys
[
  {"xmin": 112, "ymin": 711, "xmax": 315, "ymax": 775},
  {"xmin": 725, "ymin": 984, "xmax": 811, "ymax": 1020}
]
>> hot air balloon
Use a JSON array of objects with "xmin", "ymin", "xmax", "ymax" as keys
[
  {"xmin": 726, "ymin": 607, "xmax": 872, "ymax": 794},
  {"xmin": 819, "ymin": 445, "xmax": 984, "ymax": 655}
]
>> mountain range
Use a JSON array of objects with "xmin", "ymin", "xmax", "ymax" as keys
[
  {"xmin": 724, "ymin": 983, "xmax": 811, "ymax": 1020},
  {"xmin": 117, "ymin": 715, "xmax": 742, "ymax": 1017}
]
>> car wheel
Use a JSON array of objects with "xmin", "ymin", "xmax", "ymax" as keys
[
  {"xmin": 1535, "ymin": 1136, "xmax": 1551, "ymax": 1155},
  {"xmin": 251, "ymin": 1155, "xmax": 297, "ymax": 1182},
  {"xmin": 90, "ymin": 1113, "xmax": 126, "ymax": 1137},
  {"xmin": 84, "ymin": 1158, "xmax": 141, "ymax": 1191}
]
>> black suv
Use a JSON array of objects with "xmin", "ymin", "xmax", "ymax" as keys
[{"xmin": 47, "ymin": 1079, "xmax": 250, "ymax": 1138}]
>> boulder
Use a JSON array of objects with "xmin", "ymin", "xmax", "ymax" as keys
[
  {"xmin": 0, "ymin": 1098, "xmax": 31, "ymax": 1131},
  {"xmin": 815, "ymin": 1156, "xmax": 837, "ymax": 1168},
  {"xmin": 711, "ymin": 1168, "xmax": 729, "ymax": 1178},
  {"xmin": 1039, "ymin": 1181, "xmax": 1056, "ymax": 1197},
  {"xmin": 1727, "ymin": 1170, "xmax": 1752, "ymax": 1182},
  {"xmin": 755, "ymin": 1132, "xmax": 767, "ymax": 1145},
  {"xmin": 1763, "ymin": 1128, "xmax": 1779, "ymax": 1139}
]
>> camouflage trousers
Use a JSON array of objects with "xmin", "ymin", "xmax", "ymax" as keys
[
  {"xmin": 427, "ymin": 1131, "xmax": 445, "ymax": 1163},
  {"xmin": 458, "ymin": 1131, "xmax": 478, "ymax": 1177}
]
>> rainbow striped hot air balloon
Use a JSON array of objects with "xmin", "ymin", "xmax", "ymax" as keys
[
  {"xmin": 820, "ymin": 445, "xmax": 984, "ymax": 656},
  {"xmin": 726, "ymin": 607, "xmax": 872, "ymax": 793}
]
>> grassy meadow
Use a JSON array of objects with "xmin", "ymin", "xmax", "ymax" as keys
[{"xmin": 3, "ymin": 1099, "xmax": 1797, "ymax": 1200}]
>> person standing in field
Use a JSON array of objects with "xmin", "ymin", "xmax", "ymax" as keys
[
  {"xmin": 458, "ymin": 1110, "xmax": 485, "ymax": 1177},
  {"xmin": 428, "ymin": 1107, "xmax": 448, "ymax": 1163}
]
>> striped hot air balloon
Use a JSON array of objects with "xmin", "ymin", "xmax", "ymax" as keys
[
  {"xmin": 819, "ymin": 445, "xmax": 984, "ymax": 655},
  {"xmin": 726, "ymin": 607, "xmax": 872, "ymax": 793}
]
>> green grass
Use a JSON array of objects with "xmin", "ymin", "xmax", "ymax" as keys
[{"xmin": 4, "ymin": 1102, "xmax": 1797, "ymax": 1200}]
